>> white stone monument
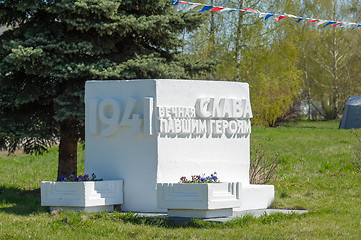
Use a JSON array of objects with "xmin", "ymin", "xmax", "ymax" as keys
[{"xmin": 85, "ymin": 79, "xmax": 274, "ymax": 213}]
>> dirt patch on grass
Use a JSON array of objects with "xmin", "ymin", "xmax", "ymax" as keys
[{"xmin": 0, "ymin": 150, "xmax": 26, "ymax": 156}]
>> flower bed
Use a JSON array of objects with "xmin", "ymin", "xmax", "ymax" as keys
[
  {"xmin": 41, "ymin": 179, "xmax": 123, "ymax": 213},
  {"xmin": 157, "ymin": 182, "xmax": 241, "ymax": 218}
]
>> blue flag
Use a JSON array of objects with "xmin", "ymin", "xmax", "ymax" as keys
[
  {"xmin": 265, "ymin": 14, "xmax": 274, "ymax": 21},
  {"xmin": 296, "ymin": 17, "xmax": 305, "ymax": 23},
  {"xmin": 323, "ymin": 21, "xmax": 337, "ymax": 28},
  {"xmin": 199, "ymin": 5, "xmax": 214, "ymax": 12},
  {"xmin": 352, "ymin": 24, "xmax": 361, "ymax": 30}
]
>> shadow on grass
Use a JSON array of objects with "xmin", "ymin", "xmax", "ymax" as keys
[
  {"xmin": 0, "ymin": 185, "xmax": 47, "ymax": 215},
  {"xmin": 109, "ymin": 211, "xmax": 308, "ymax": 229},
  {"xmin": 108, "ymin": 211, "xmax": 227, "ymax": 229}
]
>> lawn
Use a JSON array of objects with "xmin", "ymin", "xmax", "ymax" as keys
[{"xmin": 0, "ymin": 120, "xmax": 360, "ymax": 239}]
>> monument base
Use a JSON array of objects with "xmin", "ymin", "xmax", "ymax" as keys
[
  {"xmin": 85, "ymin": 80, "xmax": 253, "ymax": 212},
  {"xmin": 168, "ymin": 208, "xmax": 233, "ymax": 218},
  {"xmin": 50, "ymin": 205, "xmax": 114, "ymax": 213},
  {"xmin": 234, "ymin": 184, "xmax": 275, "ymax": 211}
]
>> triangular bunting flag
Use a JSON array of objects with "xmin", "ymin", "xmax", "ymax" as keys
[
  {"xmin": 265, "ymin": 14, "xmax": 274, "ymax": 21},
  {"xmin": 199, "ymin": 5, "xmax": 213, "ymax": 12},
  {"xmin": 343, "ymin": 23, "xmax": 356, "ymax": 28},
  {"xmin": 296, "ymin": 17, "xmax": 305, "ymax": 23},
  {"xmin": 331, "ymin": 22, "xmax": 343, "ymax": 27},
  {"xmin": 185, "ymin": 3, "xmax": 202, "ymax": 11},
  {"xmin": 285, "ymin": 14, "xmax": 298, "ymax": 18},
  {"xmin": 210, "ymin": 7, "xmax": 224, "ymax": 12},
  {"xmin": 306, "ymin": 19, "xmax": 319, "ymax": 24},
  {"xmin": 316, "ymin": 20, "xmax": 328, "ymax": 26},
  {"xmin": 172, "ymin": 1, "xmax": 361, "ymax": 31},
  {"xmin": 242, "ymin": 8, "xmax": 257, "ymax": 13},
  {"xmin": 352, "ymin": 24, "xmax": 361, "ymax": 30},
  {"xmin": 259, "ymin": 12, "xmax": 268, "ymax": 18},
  {"xmin": 323, "ymin": 21, "xmax": 337, "ymax": 28},
  {"xmin": 219, "ymin": 8, "xmax": 233, "ymax": 12},
  {"xmin": 274, "ymin": 15, "xmax": 288, "ymax": 21}
]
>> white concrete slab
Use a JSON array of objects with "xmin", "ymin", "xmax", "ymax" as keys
[{"xmin": 84, "ymin": 79, "xmax": 274, "ymax": 212}]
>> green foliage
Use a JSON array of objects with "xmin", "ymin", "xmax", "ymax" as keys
[
  {"xmin": 183, "ymin": 0, "xmax": 304, "ymax": 126},
  {"xmin": 0, "ymin": 0, "xmax": 209, "ymax": 154},
  {"xmin": 304, "ymin": 27, "xmax": 361, "ymax": 119},
  {"xmin": 182, "ymin": 0, "xmax": 361, "ymax": 125},
  {"xmin": 298, "ymin": 1, "xmax": 361, "ymax": 119}
]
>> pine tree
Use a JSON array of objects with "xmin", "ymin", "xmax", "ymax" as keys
[{"xmin": 0, "ymin": 0, "xmax": 204, "ymax": 179}]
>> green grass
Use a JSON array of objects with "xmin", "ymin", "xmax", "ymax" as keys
[{"xmin": 1, "ymin": 120, "xmax": 361, "ymax": 239}]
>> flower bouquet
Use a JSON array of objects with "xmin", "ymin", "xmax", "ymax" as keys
[
  {"xmin": 179, "ymin": 172, "xmax": 219, "ymax": 183},
  {"xmin": 57, "ymin": 173, "xmax": 103, "ymax": 182}
]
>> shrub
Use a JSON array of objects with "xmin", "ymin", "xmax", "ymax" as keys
[{"xmin": 250, "ymin": 144, "xmax": 280, "ymax": 184}]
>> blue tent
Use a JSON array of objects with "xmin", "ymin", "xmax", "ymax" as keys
[{"xmin": 339, "ymin": 96, "xmax": 361, "ymax": 129}]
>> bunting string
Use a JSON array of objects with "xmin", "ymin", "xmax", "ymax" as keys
[{"xmin": 172, "ymin": 1, "xmax": 361, "ymax": 30}]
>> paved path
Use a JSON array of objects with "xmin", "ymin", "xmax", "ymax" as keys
[{"xmin": 136, "ymin": 209, "xmax": 308, "ymax": 223}]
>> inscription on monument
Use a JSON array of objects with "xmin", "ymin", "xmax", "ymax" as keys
[
  {"xmin": 88, "ymin": 97, "xmax": 252, "ymax": 137},
  {"xmin": 158, "ymin": 98, "xmax": 253, "ymax": 136}
]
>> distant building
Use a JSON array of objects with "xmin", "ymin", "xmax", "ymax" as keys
[{"xmin": 294, "ymin": 99, "xmax": 324, "ymax": 120}]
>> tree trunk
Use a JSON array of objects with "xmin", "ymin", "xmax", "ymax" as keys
[
  {"xmin": 210, "ymin": 0, "xmax": 216, "ymax": 58},
  {"xmin": 302, "ymin": 47, "xmax": 311, "ymax": 120},
  {"xmin": 57, "ymin": 118, "xmax": 78, "ymax": 180},
  {"xmin": 233, "ymin": 0, "xmax": 245, "ymax": 81},
  {"xmin": 210, "ymin": 0, "xmax": 217, "ymax": 80},
  {"xmin": 331, "ymin": 2, "xmax": 339, "ymax": 119}
]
